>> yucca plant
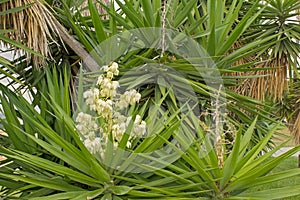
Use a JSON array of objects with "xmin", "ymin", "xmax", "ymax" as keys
[
  {"xmin": 1, "ymin": 0, "xmax": 300, "ymax": 199},
  {"xmin": 2, "ymin": 0, "xmax": 298, "ymax": 132},
  {"xmin": 230, "ymin": 0, "xmax": 300, "ymax": 102},
  {"xmin": 52, "ymin": 0, "xmax": 281, "ymax": 136},
  {"xmin": 1, "ymin": 0, "xmax": 272, "ymax": 151},
  {"xmin": 2, "ymin": 0, "xmax": 299, "ymax": 118},
  {"xmin": 0, "ymin": 76, "xmax": 300, "ymax": 199}
]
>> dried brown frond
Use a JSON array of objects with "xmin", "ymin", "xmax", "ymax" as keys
[
  {"xmin": 249, "ymin": 58, "xmax": 288, "ymax": 102},
  {"xmin": 291, "ymin": 112, "xmax": 300, "ymax": 145},
  {"xmin": 0, "ymin": 0, "xmax": 59, "ymax": 67},
  {"xmin": 226, "ymin": 42, "xmax": 288, "ymax": 102}
]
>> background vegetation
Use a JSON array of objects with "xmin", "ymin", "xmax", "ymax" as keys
[{"xmin": 0, "ymin": 0, "xmax": 299, "ymax": 199}]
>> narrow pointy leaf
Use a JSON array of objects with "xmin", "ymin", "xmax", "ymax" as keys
[
  {"xmin": 0, "ymin": 35, "xmax": 43, "ymax": 57},
  {"xmin": 115, "ymin": 0, "xmax": 144, "ymax": 27},
  {"xmin": 247, "ymin": 168, "xmax": 300, "ymax": 188},
  {"xmin": 239, "ymin": 117, "xmax": 258, "ymax": 157},
  {"xmin": 88, "ymin": 0, "xmax": 107, "ymax": 42},
  {"xmin": 153, "ymin": 0, "xmax": 162, "ymax": 27},
  {"xmin": 0, "ymin": 94, "xmax": 29, "ymax": 152},
  {"xmin": 76, "ymin": 67, "xmax": 84, "ymax": 112},
  {"xmin": 62, "ymin": 62, "xmax": 71, "ymax": 115},
  {"xmin": 173, "ymin": 0, "xmax": 198, "ymax": 27},
  {"xmin": 0, "ymin": 67, "xmax": 23, "ymax": 88},
  {"xmin": 29, "ymin": 191, "xmax": 87, "ymax": 200},
  {"xmin": 69, "ymin": 188, "xmax": 105, "ymax": 200},
  {"xmin": 23, "ymin": 133, "xmax": 93, "ymax": 176},
  {"xmin": 1, "ymin": 147, "xmax": 105, "ymax": 186},
  {"xmin": 233, "ymin": 124, "xmax": 278, "ymax": 175},
  {"xmin": 219, "ymin": 34, "xmax": 278, "ymax": 66},
  {"xmin": 208, "ymin": 0, "xmax": 216, "ymax": 30},
  {"xmin": 0, "ymin": 56, "xmax": 11, "ymax": 66},
  {"xmin": 220, "ymin": 126, "xmax": 242, "ymax": 189},
  {"xmin": 100, "ymin": 2, "xmax": 132, "ymax": 30},
  {"xmin": 109, "ymin": 1, "xmax": 118, "ymax": 35},
  {"xmin": 247, "ymin": 146, "xmax": 300, "ymax": 180},
  {"xmin": 237, "ymin": 185, "xmax": 300, "ymax": 199},
  {"xmin": 0, "ymin": 173, "xmax": 83, "ymax": 192},
  {"xmin": 216, "ymin": 0, "xmax": 263, "ymax": 56},
  {"xmin": 184, "ymin": 146, "xmax": 219, "ymax": 191},
  {"xmin": 215, "ymin": 0, "xmax": 224, "ymax": 28},
  {"xmin": 226, "ymin": 146, "xmax": 300, "ymax": 192},
  {"xmin": 141, "ymin": 0, "xmax": 154, "ymax": 26},
  {"xmin": 207, "ymin": 24, "xmax": 216, "ymax": 56},
  {"xmin": 61, "ymin": 2, "xmax": 93, "ymax": 51},
  {"xmin": 187, "ymin": 15, "xmax": 207, "ymax": 35},
  {"xmin": 0, "ymin": 3, "xmax": 32, "ymax": 15},
  {"xmin": 218, "ymin": 0, "xmax": 242, "ymax": 45}
]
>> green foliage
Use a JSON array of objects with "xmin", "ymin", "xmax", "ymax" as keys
[
  {"xmin": 248, "ymin": 157, "xmax": 300, "ymax": 200},
  {"xmin": 55, "ymin": 0, "xmax": 285, "ymax": 149},
  {"xmin": 1, "ymin": 0, "xmax": 300, "ymax": 199},
  {"xmin": 2, "ymin": 0, "xmax": 299, "ymax": 141},
  {"xmin": 0, "ymin": 84, "xmax": 300, "ymax": 199}
]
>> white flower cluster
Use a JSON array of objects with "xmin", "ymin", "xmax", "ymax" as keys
[
  {"xmin": 75, "ymin": 112, "xmax": 101, "ymax": 154},
  {"xmin": 126, "ymin": 115, "xmax": 147, "ymax": 138},
  {"xmin": 111, "ymin": 113, "xmax": 147, "ymax": 147},
  {"xmin": 75, "ymin": 62, "xmax": 147, "ymax": 154},
  {"xmin": 96, "ymin": 63, "xmax": 120, "ymax": 98},
  {"xmin": 116, "ymin": 89, "xmax": 142, "ymax": 109}
]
